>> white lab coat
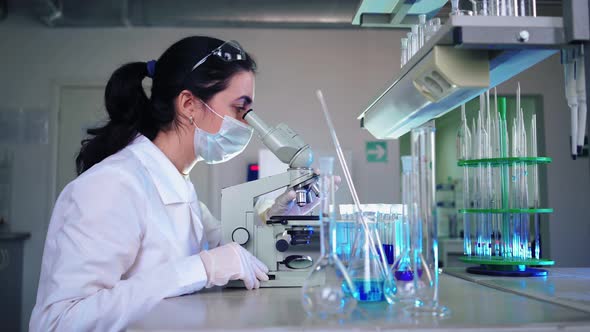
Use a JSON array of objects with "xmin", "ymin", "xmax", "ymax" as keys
[{"xmin": 30, "ymin": 135, "xmax": 223, "ymax": 332}]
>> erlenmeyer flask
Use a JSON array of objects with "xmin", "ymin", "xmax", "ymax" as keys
[
  {"xmin": 346, "ymin": 206, "xmax": 397, "ymax": 303},
  {"xmin": 393, "ymin": 156, "xmax": 418, "ymax": 302},
  {"xmin": 302, "ymin": 157, "xmax": 357, "ymax": 319},
  {"xmin": 408, "ymin": 122, "xmax": 449, "ymax": 317}
]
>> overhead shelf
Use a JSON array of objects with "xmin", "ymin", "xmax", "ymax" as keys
[
  {"xmin": 352, "ymin": 0, "xmax": 448, "ymax": 27},
  {"xmin": 358, "ymin": 16, "xmax": 564, "ymax": 139}
]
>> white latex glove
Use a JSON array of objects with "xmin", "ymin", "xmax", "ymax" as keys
[
  {"xmin": 198, "ymin": 242, "xmax": 269, "ymax": 289},
  {"xmin": 256, "ymin": 176, "xmax": 341, "ymax": 221}
]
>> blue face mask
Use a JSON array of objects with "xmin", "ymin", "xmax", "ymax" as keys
[{"xmin": 193, "ymin": 101, "xmax": 253, "ymax": 164}]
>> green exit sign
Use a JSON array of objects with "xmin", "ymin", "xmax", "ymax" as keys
[{"xmin": 366, "ymin": 141, "xmax": 387, "ymax": 163}]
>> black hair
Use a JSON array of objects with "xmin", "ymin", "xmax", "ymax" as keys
[{"xmin": 75, "ymin": 36, "xmax": 257, "ymax": 175}]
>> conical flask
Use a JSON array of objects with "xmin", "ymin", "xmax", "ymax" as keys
[
  {"xmin": 346, "ymin": 205, "xmax": 397, "ymax": 303},
  {"xmin": 301, "ymin": 157, "xmax": 357, "ymax": 319},
  {"xmin": 392, "ymin": 156, "xmax": 418, "ymax": 302}
]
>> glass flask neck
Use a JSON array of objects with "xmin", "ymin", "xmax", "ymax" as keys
[{"xmin": 319, "ymin": 173, "xmax": 336, "ymax": 257}]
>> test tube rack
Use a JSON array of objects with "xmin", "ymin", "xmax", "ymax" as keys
[{"xmin": 457, "ymin": 157, "xmax": 555, "ymax": 277}]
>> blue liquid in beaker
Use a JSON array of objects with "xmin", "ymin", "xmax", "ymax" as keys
[{"xmin": 353, "ymin": 279, "xmax": 384, "ymax": 302}]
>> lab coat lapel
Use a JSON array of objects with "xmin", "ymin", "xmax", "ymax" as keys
[
  {"xmin": 128, "ymin": 136, "xmax": 191, "ymax": 205},
  {"xmin": 128, "ymin": 136, "xmax": 194, "ymax": 255}
]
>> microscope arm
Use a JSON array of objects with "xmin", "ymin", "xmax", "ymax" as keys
[{"xmin": 243, "ymin": 110, "xmax": 313, "ymax": 169}]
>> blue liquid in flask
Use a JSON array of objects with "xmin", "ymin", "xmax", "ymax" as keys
[
  {"xmin": 382, "ymin": 244, "xmax": 395, "ymax": 265},
  {"xmin": 353, "ymin": 279, "xmax": 384, "ymax": 302},
  {"xmin": 394, "ymin": 270, "xmax": 414, "ymax": 281}
]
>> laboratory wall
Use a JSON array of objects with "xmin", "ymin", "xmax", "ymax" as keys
[{"xmin": 0, "ymin": 8, "xmax": 403, "ymax": 330}]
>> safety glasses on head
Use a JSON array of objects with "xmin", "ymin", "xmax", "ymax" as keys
[{"xmin": 190, "ymin": 40, "xmax": 246, "ymax": 72}]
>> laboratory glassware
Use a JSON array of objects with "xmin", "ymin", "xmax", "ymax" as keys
[
  {"xmin": 490, "ymin": 0, "xmax": 510, "ymax": 16},
  {"xmin": 316, "ymin": 90, "xmax": 396, "ymax": 304},
  {"xmin": 476, "ymin": 0, "xmax": 490, "ymax": 15},
  {"xmin": 301, "ymin": 157, "xmax": 357, "ymax": 319},
  {"xmin": 458, "ymin": 90, "xmax": 554, "ymax": 276},
  {"xmin": 378, "ymin": 204, "xmax": 395, "ymax": 265},
  {"xmin": 451, "ymin": 0, "xmax": 474, "ymax": 16},
  {"xmin": 517, "ymin": 0, "xmax": 536, "ymax": 16},
  {"xmin": 410, "ymin": 25, "xmax": 419, "ymax": 57},
  {"xmin": 336, "ymin": 205, "xmax": 356, "ymax": 266},
  {"xmin": 457, "ymin": 104, "xmax": 472, "ymax": 256},
  {"xmin": 400, "ymin": 38, "xmax": 409, "ymax": 68},
  {"xmin": 346, "ymin": 208, "xmax": 397, "ymax": 302},
  {"xmin": 393, "ymin": 156, "xmax": 418, "ymax": 303},
  {"xmin": 408, "ymin": 122, "xmax": 449, "ymax": 317},
  {"xmin": 418, "ymin": 14, "xmax": 427, "ymax": 49},
  {"xmin": 530, "ymin": 115, "xmax": 540, "ymax": 259},
  {"xmin": 406, "ymin": 32, "xmax": 415, "ymax": 61}
]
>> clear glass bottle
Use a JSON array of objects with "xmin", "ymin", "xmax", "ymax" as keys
[{"xmin": 301, "ymin": 157, "xmax": 357, "ymax": 319}]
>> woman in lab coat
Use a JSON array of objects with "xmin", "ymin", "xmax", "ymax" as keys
[{"xmin": 30, "ymin": 36, "xmax": 308, "ymax": 331}]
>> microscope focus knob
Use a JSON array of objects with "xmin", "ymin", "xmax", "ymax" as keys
[
  {"xmin": 232, "ymin": 227, "xmax": 250, "ymax": 245},
  {"xmin": 275, "ymin": 239, "xmax": 289, "ymax": 252}
]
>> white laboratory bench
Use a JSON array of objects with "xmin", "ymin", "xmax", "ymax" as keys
[
  {"xmin": 444, "ymin": 267, "xmax": 590, "ymax": 314},
  {"xmin": 128, "ymin": 270, "xmax": 590, "ymax": 331}
]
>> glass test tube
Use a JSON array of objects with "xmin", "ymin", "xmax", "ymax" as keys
[
  {"xmin": 517, "ymin": 0, "xmax": 536, "ymax": 16},
  {"xmin": 406, "ymin": 32, "xmax": 414, "ymax": 61},
  {"xmin": 411, "ymin": 25, "xmax": 419, "ymax": 57},
  {"xmin": 418, "ymin": 14, "xmax": 427, "ymax": 49},
  {"xmin": 400, "ymin": 38, "xmax": 408, "ymax": 68}
]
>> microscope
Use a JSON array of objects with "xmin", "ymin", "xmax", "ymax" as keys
[{"xmin": 221, "ymin": 110, "xmax": 321, "ymax": 287}]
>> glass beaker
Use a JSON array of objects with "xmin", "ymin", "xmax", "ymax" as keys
[
  {"xmin": 408, "ymin": 122, "xmax": 449, "ymax": 317},
  {"xmin": 393, "ymin": 156, "xmax": 418, "ymax": 303},
  {"xmin": 302, "ymin": 157, "xmax": 357, "ymax": 319},
  {"xmin": 346, "ymin": 207, "xmax": 397, "ymax": 303}
]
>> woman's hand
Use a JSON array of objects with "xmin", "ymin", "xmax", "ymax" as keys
[{"xmin": 198, "ymin": 242, "xmax": 269, "ymax": 289}]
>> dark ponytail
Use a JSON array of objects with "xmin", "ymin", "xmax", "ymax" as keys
[
  {"xmin": 75, "ymin": 62, "xmax": 151, "ymax": 175},
  {"xmin": 76, "ymin": 36, "xmax": 257, "ymax": 175}
]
